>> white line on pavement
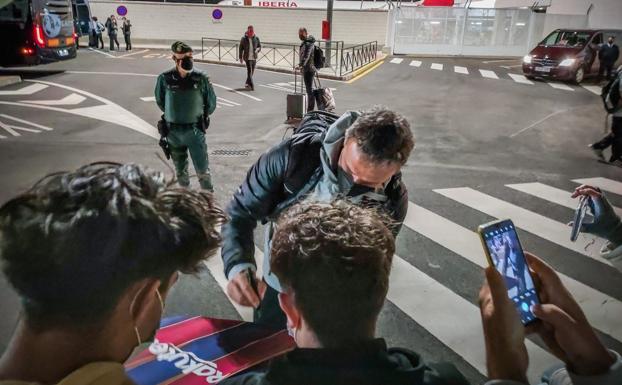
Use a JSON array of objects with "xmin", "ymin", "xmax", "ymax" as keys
[
  {"xmin": 65, "ymin": 70, "xmax": 157, "ymax": 77},
  {"xmin": 508, "ymin": 73, "xmax": 534, "ymax": 85},
  {"xmin": 434, "ymin": 187, "xmax": 611, "ymax": 266},
  {"xmin": 582, "ymin": 85, "xmax": 602, "ymax": 95},
  {"xmin": 117, "ymin": 49, "xmax": 150, "ymax": 58},
  {"xmin": 454, "ymin": 66, "xmax": 468, "ymax": 74},
  {"xmin": 510, "ymin": 109, "xmax": 568, "ymax": 138},
  {"xmin": 507, "ymin": 182, "xmax": 622, "ymax": 216},
  {"xmin": 547, "ymin": 82, "xmax": 574, "ymax": 91},
  {"xmin": 217, "ymin": 101, "xmax": 235, "ymax": 108},
  {"xmin": 0, "ymin": 83, "xmax": 48, "ymax": 96},
  {"xmin": 0, "ymin": 114, "xmax": 53, "ymax": 131},
  {"xmin": 409, "ymin": 60, "xmax": 422, "ymax": 67},
  {"xmin": 573, "ymin": 177, "xmax": 622, "ymax": 196},
  {"xmin": 21, "ymin": 93, "xmax": 86, "ymax": 106},
  {"xmin": 218, "ymin": 97, "xmax": 241, "ymax": 106},
  {"xmin": 87, "ymin": 47, "xmax": 116, "ymax": 58},
  {"xmin": 140, "ymin": 96, "xmax": 156, "ymax": 102},
  {"xmin": 213, "ymin": 83, "xmax": 262, "ymax": 102},
  {"xmin": 403, "ymin": 202, "xmax": 622, "ymax": 342},
  {"xmin": 259, "ymin": 84, "xmax": 292, "ymax": 92},
  {"xmin": 431, "ymin": 63, "xmax": 443, "ymax": 71},
  {"xmin": 390, "ymin": 58, "xmax": 403, "ymax": 64},
  {"xmin": 388, "ymin": 253, "xmax": 557, "ymax": 383},
  {"xmin": 0, "ymin": 121, "xmax": 21, "ymax": 136},
  {"xmin": 479, "ymin": 69, "xmax": 499, "ymax": 79}
]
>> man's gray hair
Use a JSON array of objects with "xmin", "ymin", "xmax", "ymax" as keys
[{"xmin": 345, "ymin": 106, "xmax": 414, "ymax": 165}]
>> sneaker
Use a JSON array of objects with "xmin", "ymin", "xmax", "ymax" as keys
[{"xmin": 589, "ymin": 144, "xmax": 605, "ymax": 161}]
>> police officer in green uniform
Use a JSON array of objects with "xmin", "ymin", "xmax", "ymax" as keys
[{"xmin": 155, "ymin": 41, "xmax": 217, "ymax": 191}]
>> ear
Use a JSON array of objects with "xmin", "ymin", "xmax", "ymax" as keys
[
  {"xmin": 278, "ymin": 292, "xmax": 301, "ymax": 329},
  {"xmin": 129, "ymin": 278, "xmax": 162, "ymax": 328}
]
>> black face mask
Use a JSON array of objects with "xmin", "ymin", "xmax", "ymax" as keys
[{"xmin": 180, "ymin": 56, "xmax": 193, "ymax": 71}]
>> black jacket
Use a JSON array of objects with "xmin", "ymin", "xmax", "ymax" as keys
[
  {"xmin": 299, "ymin": 35, "xmax": 316, "ymax": 70},
  {"xmin": 218, "ymin": 339, "xmax": 469, "ymax": 385},
  {"xmin": 600, "ymin": 43, "xmax": 620, "ymax": 64},
  {"xmin": 239, "ymin": 34, "xmax": 261, "ymax": 61},
  {"xmin": 220, "ymin": 112, "xmax": 409, "ymax": 279}
]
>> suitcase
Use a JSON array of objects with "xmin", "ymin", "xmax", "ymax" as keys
[
  {"xmin": 287, "ymin": 70, "xmax": 307, "ymax": 119},
  {"xmin": 312, "ymin": 73, "xmax": 336, "ymax": 112}
]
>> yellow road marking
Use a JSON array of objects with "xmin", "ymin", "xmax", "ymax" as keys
[{"xmin": 346, "ymin": 60, "xmax": 385, "ymax": 84}]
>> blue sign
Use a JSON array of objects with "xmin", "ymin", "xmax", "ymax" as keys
[
  {"xmin": 212, "ymin": 9, "xmax": 223, "ymax": 20},
  {"xmin": 117, "ymin": 5, "xmax": 128, "ymax": 16}
]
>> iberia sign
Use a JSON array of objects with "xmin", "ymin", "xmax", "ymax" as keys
[{"xmin": 256, "ymin": 1, "xmax": 298, "ymax": 7}]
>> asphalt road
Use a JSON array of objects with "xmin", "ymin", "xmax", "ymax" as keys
[{"xmin": 1, "ymin": 48, "xmax": 621, "ymax": 384}]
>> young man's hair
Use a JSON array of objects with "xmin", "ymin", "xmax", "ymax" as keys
[
  {"xmin": 299, "ymin": 27, "xmax": 307, "ymax": 33},
  {"xmin": 271, "ymin": 200, "xmax": 394, "ymax": 347},
  {"xmin": 0, "ymin": 162, "xmax": 225, "ymax": 329},
  {"xmin": 346, "ymin": 106, "xmax": 415, "ymax": 166}
]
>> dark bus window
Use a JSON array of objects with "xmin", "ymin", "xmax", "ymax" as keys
[
  {"xmin": 76, "ymin": 3, "xmax": 88, "ymax": 20},
  {"xmin": 0, "ymin": 0, "xmax": 29, "ymax": 22}
]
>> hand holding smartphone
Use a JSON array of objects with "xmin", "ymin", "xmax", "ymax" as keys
[{"xmin": 478, "ymin": 219, "xmax": 540, "ymax": 325}]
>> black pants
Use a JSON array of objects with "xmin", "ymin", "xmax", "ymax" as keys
[
  {"xmin": 253, "ymin": 283, "xmax": 287, "ymax": 329},
  {"xmin": 599, "ymin": 62, "xmax": 615, "ymax": 81},
  {"xmin": 303, "ymin": 69, "xmax": 316, "ymax": 112},
  {"xmin": 124, "ymin": 33, "xmax": 131, "ymax": 50},
  {"xmin": 245, "ymin": 60, "xmax": 256, "ymax": 88},
  {"xmin": 109, "ymin": 34, "xmax": 119, "ymax": 50},
  {"xmin": 96, "ymin": 33, "xmax": 104, "ymax": 49},
  {"xmin": 592, "ymin": 117, "xmax": 622, "ymax": 162}
]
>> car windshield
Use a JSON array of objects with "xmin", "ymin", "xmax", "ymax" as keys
[{"xmin": 541, "ymin": 31, "xmax": 592, "ymax": 47}]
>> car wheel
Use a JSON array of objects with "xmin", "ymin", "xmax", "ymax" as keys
[
  {"xmin": 574, "ymin": 66, "xmax": 585, "ymax": 84},
  {"xmin": 526, "ymin": 75, "xmax": 536, "ymax": 80}
]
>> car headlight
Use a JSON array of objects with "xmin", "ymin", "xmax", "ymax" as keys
[
  {"xmin": 523, "ymin": 55, "xmax": 532, "ymax": 64},
  {"xmin": 559, "ymin": 58, "xmax": 576, "ymax": 67}
]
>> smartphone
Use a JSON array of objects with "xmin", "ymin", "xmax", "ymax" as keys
[
  {"xmin": 478, "ymin": 219, "xmax": 540, "ymax": 325},
  {"xmin": 570, "ymin": 196, "xmax": 589, "ymax": 242}
]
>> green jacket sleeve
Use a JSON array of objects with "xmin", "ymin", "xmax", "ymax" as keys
[
  {"xmin": 154, "ymin": 74, "xmax": 166, "ymax": 113},
  {"xmin": 203, "ymin": 76, "xmax": 217, "ymax": 116}
]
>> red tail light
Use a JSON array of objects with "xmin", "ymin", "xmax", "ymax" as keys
[
  {"xmin": 21, "ymin": 47, "xmax": 35, "ymax": 55},
  {"xmin": 34, "ymin": 24, "xmax": 45, "ymax": 47}
]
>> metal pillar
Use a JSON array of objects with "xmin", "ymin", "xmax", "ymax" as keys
[{"xmin": 326, "ymin": 0, "xmax": 333, "ymax": 66}]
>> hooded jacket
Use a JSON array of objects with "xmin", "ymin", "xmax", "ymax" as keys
[
  {"xmin": 220, "ymin": 111, "xmax": 409, "ymax": 285},
  {"xmin": 299, "ymin": 35, "xmax": 316, "ymax": 70}
]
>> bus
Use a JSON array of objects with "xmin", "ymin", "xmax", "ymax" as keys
[
  {"xmin": 71, "ymin": 0, "xmax": 91, "ymax": 38},
  {"xmin": 0, "ymin": 0, "xmax": 77, "ymax": 66}
]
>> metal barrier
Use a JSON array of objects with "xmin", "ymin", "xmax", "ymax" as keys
[{"xmin": 201, "ymin": 37, "xmax": 378, "ymax": 77}]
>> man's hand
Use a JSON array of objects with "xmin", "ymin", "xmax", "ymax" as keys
[
  {"xmin": 570, "ymin": 184, "xmax": 621, "ymax": 239},
  {"xmin": 226, "ymin": 270, "xmax": 266, "ymax": 308},
  {"xmin": 525, "ymin": 253, "xmax": 615, "ymax": 375},
  {"xmin": 479, "ymin": 267, "xmax": 529, "ymax": 383}
]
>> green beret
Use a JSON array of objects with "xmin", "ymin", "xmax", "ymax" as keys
[{"xmin": 171, "ymin": 41, "xmax": 193, "ymax": 54}]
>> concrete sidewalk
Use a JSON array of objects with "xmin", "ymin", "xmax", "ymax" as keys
[{"xmin": 0, "ymin": 76, "xmax": 21, "ymax": 88}]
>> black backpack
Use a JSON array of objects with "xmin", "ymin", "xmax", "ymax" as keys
[
  {"xmin": 602, "ymin": 73, "xmax": 621, "ymax": 113},
  {"xmin": 313, "ymin": 45, "xmax": 326, "ymax": 69}
]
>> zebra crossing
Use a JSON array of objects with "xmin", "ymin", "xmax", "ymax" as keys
[
  {"xmin": 389, "ymin": 58, "xmax": 603, "ymax": 95},
  {"xmin": 203, "ymin": 175, "xmax": 622, "ymax": 383},
  {"xmin": 260, "ymin": 81, "xmax": 337, "ymax": 93}
]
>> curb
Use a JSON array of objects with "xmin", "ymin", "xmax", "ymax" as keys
[
  {"xmin": 195, "ymin": 54, "xmax": 386, "ymax": 81},
  {"xmin": 0, "ymin": 76, "xmax": 22, "ymax": 88}
]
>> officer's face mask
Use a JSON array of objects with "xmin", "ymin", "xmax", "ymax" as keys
[{"xmin": 180, "ymin": 56, "xmax": 193, "ymax": 71}]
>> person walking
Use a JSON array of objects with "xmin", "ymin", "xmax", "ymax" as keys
[
  {"xmin": 589, "ymin": 66, "xmax": 622, "ymax": 165},
  {"xmin": 155, "ymin": 41, "xmax": 217, "ymax": 191},
  {"xmin": 122, "ymin": 17, "xmax": 132, "ymax": 50},
  {"xmin": 239, "ymin": 25, "xmax": 261, "ymax": 91},
  {"xmin": 92, "ymin": 16, "xmax": 105, "ymax": 49},
  {"xmin": 297, "ymin": 27, "xmax": 316, "ymax": 112},
  {"xmin": 599, "ymin": 35, "xmax": 620, "ymax": 82},
  {"xmin": 105, "ymin": 14, "xmax": 120, "ymax": 51}
]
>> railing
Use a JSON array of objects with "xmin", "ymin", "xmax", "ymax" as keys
[{"xmin": 200, "ymin": 37, "xmax": 378, "ymax": 77}]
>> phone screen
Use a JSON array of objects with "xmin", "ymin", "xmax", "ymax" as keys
[{"xmin": 481, "ymin": 220, "xmax": 540, "ymax": 325}]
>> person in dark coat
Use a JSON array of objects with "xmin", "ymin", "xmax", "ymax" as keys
[
  {"xmin": 219, "ymin": 200, "xmax": 470, "ymax": 385},
  {"xmin": 239, "ymin": 25, "xmax": 261, "ymax": 90},
  {"xmin": 599, "ymin": 36, "xmax": 620, "ymax": 81},
  {"xmin": 297, "ymin": 27, "xmax": 316, "ymax": 112},
  {"xmin": 220, "ymin": 108, "xmax": 414, "ymax": 329},
  {"xmin": 121, "ymin": 17, "xmax": 132, "ymax": 50},
  {"xmin": 105, "ymin": 15, "xmax": 120, "ymax": 51}
]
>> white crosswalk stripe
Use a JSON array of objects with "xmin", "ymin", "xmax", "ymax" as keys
[
  {"xmin": 547, "ymin": 82, "xmax": 574, "ymax": 91},
  {"xmin": 507, "ymin": 182, "xmax": 622, "ymax": 216},
  {"xmin": 203, "ymin": 177, "xmax": 622, "ymax": 382},
  {"xmin": 454, "ymin": 66, "xmax": 468, "ymax": 74},
  {"xmin": 479, "ymin": 69, "xmax": 498, "ymax": 79},
  {"xmin": 573, "ymin": 177, "xmax": 622, "ymax": 196},
  {"xmin": 410, "ymin": 60, "xmax": 422, "ymax": 67},
  {"xmin": 435, "ymin": 187, "xmax": 611, "ymax": 266},
  {"xmin": 431, "ymin": 63, "xmax": 443, "ymax": 71},
  {"xmin": 508, "ymin": 73, "xmax": 534, "ymax": 85},
  {"xmin": 390, "ymin": 58, "xmax": 404, "ymax": 64}
]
